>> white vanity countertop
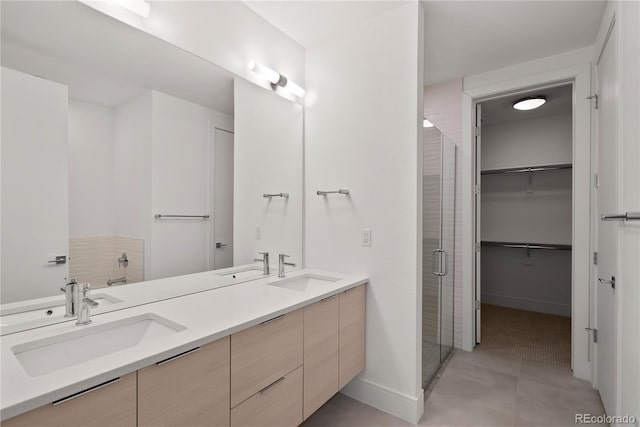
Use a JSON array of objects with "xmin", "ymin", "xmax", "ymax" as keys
[{"xmin": 0, "ymin": 269, "xmax": 368, "ymax": 421}]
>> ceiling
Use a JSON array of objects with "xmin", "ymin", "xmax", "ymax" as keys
[
  {"xmin": 244, "ymin": 1, "xmax": 407, "ymax": 48},
  {"xmin": 1, "ymin": 1, "xmax": 234, "ymax": 113},
  {"xmin": 244, "ymin": 1, "xmax": 606, "ymax": 86},
  {"xmin": 480, "ymin": 84, "xmax": 573, "ymax": 126},
  {"xmin": 423, "ymin": 1, "xmax": 606, "ymax": 85}
]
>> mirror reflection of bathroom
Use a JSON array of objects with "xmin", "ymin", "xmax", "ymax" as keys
[
  {"xmin": 1, "ymin": 2, "xmax": 303, "ymax": 308},
  {"xmin": 476, "ymin": 84, "xmax": 573, "ymax": 368}
]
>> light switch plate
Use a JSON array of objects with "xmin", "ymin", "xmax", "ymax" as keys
[
  {"xmin": 255, "ymin": 225, "xmax": 262, "ymax": 240},
  {"xmin": 361, "ymin": 228, "xmax": 371, "ymax": 247}
]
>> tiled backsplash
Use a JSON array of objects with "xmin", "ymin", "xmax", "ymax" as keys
[{"xmin": 69, "ymin": 237, "xmax": 144, "ymax": 289}]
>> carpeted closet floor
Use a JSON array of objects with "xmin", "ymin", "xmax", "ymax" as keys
[{"xmin": 478, "ymin": 304, "xmax": 571, "ymax": 368}]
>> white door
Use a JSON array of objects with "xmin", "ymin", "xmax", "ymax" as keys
[
  {"xmin": 1, "ymin": 68, "xmax": 69, "ymax": 303},
  {"xmin": 595, "ymin": 21, "xmax": 618, "ymax": 416},
  {"xmin": 211, "ymin": 127, "xmax": 234, "ymax": 270},
  {"xmin": 474, "ymin": 103, "xmax": 482, "ymax": 343}
]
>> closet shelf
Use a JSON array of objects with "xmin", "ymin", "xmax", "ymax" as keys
[
  {"xmin": 481, "ymin": 241, "xmax": 572, "ymax": 251},
  {"xmin": 481, "ymin": 163, "xmax": 572, "ymax": 175}
]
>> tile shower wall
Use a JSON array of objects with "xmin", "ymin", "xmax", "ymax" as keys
[{"xmin": 69, "ymin": 237, "xmax": 143, "ymax": 289}]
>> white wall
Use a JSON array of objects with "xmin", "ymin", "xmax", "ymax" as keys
[
  {"xmin": 68, "ymin": 99, "xmax": 115, "ymax": 238},
  {"xmin": 481, "ymin": 114, "xmax": 573, "ymax": 170},
  {"xmin": 113, "ymin": 92, "xmax": 153, "ymax": 261},
  {"xmin": 80, "ymin": 1, "xmax": 304, "ymax": 90},
  {"xmin": 233, "ymin": 78, "xmax": 303, "ymax": 267},
  {"xmin": 305, "ymin": 2, "xmax": 424, "ymax": 423},
  {"xmin": 149, "ymin": 91, "xmax": 233, "ymax": 280}
]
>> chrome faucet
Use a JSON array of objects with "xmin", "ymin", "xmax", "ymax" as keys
[
  {"xmin": 254, "ymin": 252, "xmax": 270, "ymax": 275},
  {"xmin": 278, "ymin": 254, "xmax": 296, "ymax": 278},
  {"xmin": 60, "ymin": 278, "xmax": 78, "ymax": 317},
  {"xmin": 76, "ymin": 283, "xmax": 99, "ymax": 326}
]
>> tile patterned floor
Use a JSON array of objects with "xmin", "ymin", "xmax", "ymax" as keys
[{"xmin": 302, "ymin": 349, "xmax": 605, "ymax": 427}]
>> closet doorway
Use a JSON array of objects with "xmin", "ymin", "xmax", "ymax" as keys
[
  {"xmin": 475, "ymin": 84, "xmax": 573, "ymax": 367},
  {"xmin": 422, "ymin": 125, "xmax": 456, "ymax": 387}
]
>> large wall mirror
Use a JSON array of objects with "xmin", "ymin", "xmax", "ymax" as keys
[{"xmin": 0, "ymin": 1, "xmax": 303, "ymax": 334}]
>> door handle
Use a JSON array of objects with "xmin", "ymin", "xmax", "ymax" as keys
[
  {"xmin": 48, "ymin": 255, "xmax": 67, "ymax": 264},
  {"xmin": 598, "ymin": 276, "xmax": 615, "ymax": 289},
  {"xmin": 601, "ymin": 212, "xmax": 640, "ymax": 221},
  {"xmin": 215, "ymin": 242, "xmax": 227, "ymax": 249},
  {"xmin": 432, "ymin": 249, "xmax": 448, "ymax": 277}
]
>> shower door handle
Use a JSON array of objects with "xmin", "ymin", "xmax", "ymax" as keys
[{"xmin": 432, "ymin": 249, "xmax": 448, "ymax": 277}]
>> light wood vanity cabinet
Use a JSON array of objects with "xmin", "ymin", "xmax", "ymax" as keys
[
  {"xmin": 231, "ymin": 366, "xmax": 303, "ymax": 427},
  {"xmin": 4, "ymin": 284, "xmax": 366, "ymax": 427},
  {"xmin": 339, "ymin": 285, "xmax": 366, "ymax": 389},
  {"xmin": 230, "ymin": 308, "xmax": 303, "ymax": 408},
  {"xmin": 3, "ymin": 372, "xmax": 137, "ymax": 427},
  {"xmin": 138, "ymin": 336, "xmax": 230, "ymax": 427},
  {"xmin": 303, "ymin": 295, "xmax": 339, "ymax": 420}
]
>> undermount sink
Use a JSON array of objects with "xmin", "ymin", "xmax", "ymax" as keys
[
  {"xmin": 267, "ymin": 274, "xmax": 339, "ymax": 292},
  {"xmin": 0, "ymin": 294, "xmax": 122, "ymax": 326},
  {"xmin": 11, "ymin": 313, "xmax": 186, "ymax": 377}
]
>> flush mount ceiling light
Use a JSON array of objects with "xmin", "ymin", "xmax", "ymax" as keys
[
  {"xmin": 248, "ymin": 60, "xmax": 306, "ymax": 98},
  {"xmin": 512, "ymin": 96, "xmax": 547, "ymax": 111},
  {"xmin": 423, "ymin": 118, "xmax": 434, "ymax": 128}
]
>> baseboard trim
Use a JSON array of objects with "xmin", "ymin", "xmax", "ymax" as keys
[
  {"xmin": 340, "ymin": 377, "xmax": 424, "ymax": 424},
  {"xmin": 481, "ymin": 293, "xmax": 571, "ymax": 317}
]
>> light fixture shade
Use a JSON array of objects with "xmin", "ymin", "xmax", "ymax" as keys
[
  {"xmin": 285, "ymin": 80, "xmax": 306, "ymax": 98},
  {"xmin": 111, "ymin": 0, "xmax": 150, "ymax": 18},
  {"xmin": 513, "ymin": 96, "xmax": 547, "ymax": 111},
  {"xmin": 248, "ymin": 60, "xmax": 281, "ymax": 85},
  {"xmin": 423, "ymin": 118, "xmax": 434, "ymax": 128}
]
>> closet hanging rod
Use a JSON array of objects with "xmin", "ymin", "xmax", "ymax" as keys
[
  {"xmin": 154, "ymin": 214, "xmax": 210, "ymax": 219},
  {"xmin": 481, "ymin": 163, "xmax": 572, "ymax": 175},
  {"xmin": 481, "ymin": 241, "xmax": 572, "ymax": 251}
]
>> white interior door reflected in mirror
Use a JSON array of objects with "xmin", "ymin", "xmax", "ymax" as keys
[
  {"xmin": 233, "ymin": 78, "xmax": 303, "ymax": 270},
  {"xmin": 212, "ymin": 127, "xmax": 235, "ymax": 270},
  {"xmin": 1, "ymin": 68, "xmax": 69, "ymax": 304}
]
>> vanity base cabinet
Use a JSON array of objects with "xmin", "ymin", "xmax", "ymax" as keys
[
  {"xmin": 303, "ymin": 295, "xmax": 339, "ymax": 420},
  {"xmin": 230, "ymin": 309, "xmax": 303, "ymax": 408},
  {"xmin": 3, "ymin": 373, "xmax": 136, "ymax": 427},
  {"xmin": 230, "ymin": 366, "xmax": 303, "ymax": 427},
  {"xmin": 339, "ymin": 285, "xmax": 366, "ymax": 389},
  {"xmin": 138, "ymin": 336, "xmax": 231, "ymax": 427}
]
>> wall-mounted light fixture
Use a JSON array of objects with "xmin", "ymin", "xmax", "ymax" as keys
[
  {"xmin": 512, "ymin": 95, "xmax": 546, "ymax": 111},
  {"xmin": 110, "ymin": 0, "xmax": 150, "ymax": 17},
  {"xmin": 248, "ymin": 60, "xmax": 306, "ymax": 98},
  {"xmin": 423, "ymin": 118, "xmax": 434, "ymax": 128}
]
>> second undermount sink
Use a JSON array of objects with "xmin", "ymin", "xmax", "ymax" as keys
[
  {"xmin": 11, "ymin": 313, "xmax": 186, "ymax": 377},
  {"xmin": 267, "ymin": 274, "xmax": 340, "ymax": 292}
]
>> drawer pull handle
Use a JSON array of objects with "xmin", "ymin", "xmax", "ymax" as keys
[
  {"xmin": 259, "ymin": 376, "xmax": 286, "ymax": 394},
  {"xmin": 261, "ymin": 313, "xmax": 286, "ymax": 325},
  {"xmin": 156, "ymin": 347, "xmax": 201, "ymax": 366},
  {"xmin": 52, "ymin": 377, "xmax": 121, "ymax": 406}
]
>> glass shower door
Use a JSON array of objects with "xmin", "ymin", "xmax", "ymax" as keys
[{"xmin": 422, "ymin": 128, "xmax": 456, "ymax": 388}]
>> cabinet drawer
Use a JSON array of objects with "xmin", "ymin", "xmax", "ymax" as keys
[
  {"xmin": 231, "ymin": 309, "xmax": 303, "ymax": 407},
  {"xmin": 3, "ymin": 373, "xmax": 136, "ymax": 427},
  {"xmin": 339, "ymin": 285, "xmax": 366, "ymax": 389},
  {"xmin": 230, "ymin": 366, "xmax": 303, "ymax": 427},
  {"xmin": 138, "ymin": 337, "xmax": 230, "ymax": 427},
  {"xmin": 303, "ymin": 295, "xmax": 339, "ymax": 420}
]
